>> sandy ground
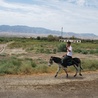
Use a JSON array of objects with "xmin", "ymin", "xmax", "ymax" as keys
[{"xmin": 0, "ymin": 71, "xmax": 98, "ymax": 98}]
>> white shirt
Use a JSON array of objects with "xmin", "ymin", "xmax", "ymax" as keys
[{"xmin": 67, "ymin": 46, "xmax": 72, "ymax": 57}]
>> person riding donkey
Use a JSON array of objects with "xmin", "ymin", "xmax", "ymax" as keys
[
  {"xmin": 62, "ymin": 41, "xmax": 73, "ymax": 67},
  {"xmin": 48, "ymin": 41, "xmax": 83, "ymax": 77}
]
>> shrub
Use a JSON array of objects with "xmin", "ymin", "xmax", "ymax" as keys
[
  {"xmin": 81, "ymin": 50, "xmax": 88, "ymax": 54},
  {"xmin": 58, "ymin": 43, "xmax": 66, "ymax": 52},
  {"xmin": 26, "ymin": 47, "xmax": 34, "ymax": 52},
  {"xmin": 37, "ymin": 36, "xmax": 41, "ymax": 40},
  {"xmin": 53, "ymin": 49, "xmax": 57, "ymax": 54},
  {"xmin": 31, "ymin": 61, "xmax": 37, "ymax": 68},
  {"xmin": 89, "ymin": 50, "xmax": 95, "ymax": 54},
  {"xmin": 0, "ymin": 57, "xmax": 21, "ymax": 74},
  {"xmin": 74, "ymin": 49, "xmax": 82, "ymax": 53},
  {"xmin": 36, "ymin": 65, "xmax": 48, "ymax": 73},
  {"xmin": 45, "ymin": 49, "xmax": 51, "ymax": 54},
  {"xmin": 47, "ymin": 35, "xmax": 55, "ymax": 41},
  {"xmin": 0, "ymin": 57, "xmax": 37, "ymax": 75},
  {"xmin": 82, "ymin": 59, "xmax": 98, "ymax": 71},
  {"xmin": 36, "ymin": 48, "xmax": 45, "ymax": 53}
]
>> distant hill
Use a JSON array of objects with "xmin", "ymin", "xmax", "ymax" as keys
[{"xmin": 0, "ymin": 25, "xmax": 98, "ymax": 39}]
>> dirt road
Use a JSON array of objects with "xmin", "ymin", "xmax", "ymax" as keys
[{"xmin": 0, "ymin": 71, "xmax": 98, "ymax": 98}]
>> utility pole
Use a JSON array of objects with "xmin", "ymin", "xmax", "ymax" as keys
[{"xmin": 61, "ymin": 27, "xmax": 63, "ymax": 38}]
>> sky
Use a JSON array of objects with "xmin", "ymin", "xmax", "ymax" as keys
[{"xmin": 0, "ymin": 0, "xmax": 98, "ymax": 35}]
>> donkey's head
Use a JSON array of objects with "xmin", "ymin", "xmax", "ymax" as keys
[{"xmin": 48, "ymin": 56, "xmax": 53, "ymax": 67}]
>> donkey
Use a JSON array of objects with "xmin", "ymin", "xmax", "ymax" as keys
[{"xmin": 48, "ymin": 56, "xmax": 83, "ymax": 78}]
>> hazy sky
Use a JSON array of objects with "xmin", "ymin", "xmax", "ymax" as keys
[{"xmin": 0, "ymin": 0, "xmax": 98, "ymax": 35}]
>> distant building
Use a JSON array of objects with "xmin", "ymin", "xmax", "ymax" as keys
[{"xmin": 59, "ymin": 39, "xmax": 81, "ymax": 43}]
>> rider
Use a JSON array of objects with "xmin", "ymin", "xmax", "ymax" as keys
[{"xmin": 62, "ymin": 41, "xmax": 72, "ymax": 67}]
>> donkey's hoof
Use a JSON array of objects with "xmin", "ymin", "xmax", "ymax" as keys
[
  {"xmin": 79, "ymin": 73, "xmax": 82, "ymax": 76},
  {"xmin": 74, "ymin": 74, "xmax": 77, "ymax": 77},
  {"xmin": 54, "ymin": 75, "xmax": 57, "ymax": 78},
  {"xmin": 66, "ymin": 74, "xmax": 68, "ymax": 78}
]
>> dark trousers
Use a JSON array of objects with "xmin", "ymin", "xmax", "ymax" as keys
[{"xmin": 62, "ymin": 55, "xmax": 72, "ymax": 67}]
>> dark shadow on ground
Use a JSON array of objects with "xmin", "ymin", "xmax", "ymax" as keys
[{"xmin": 55, "ymin": 75, "xmax": 85, "ymax": 80}]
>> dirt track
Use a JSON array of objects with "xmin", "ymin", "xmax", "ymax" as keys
[{"xmin": 0, "ymin": 71, "xmax": 98, "ymax": 98}]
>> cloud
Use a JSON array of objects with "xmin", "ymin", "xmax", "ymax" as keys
[
  {"xmin": 0, "ymin": 0, "xmax": 98, "ymax": 35},
  {"xmin": 76, "ymin": 0, "xmax": 85, "ymax": 6}
]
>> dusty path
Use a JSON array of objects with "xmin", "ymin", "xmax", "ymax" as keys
[{"xmin": 0, "ymin": 71, "xmax": 98, "ymax": 98}]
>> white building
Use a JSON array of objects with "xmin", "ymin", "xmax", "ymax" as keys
[{"xmin": 59, "ymin": 39, "xmax": 81, "ymax": 43}]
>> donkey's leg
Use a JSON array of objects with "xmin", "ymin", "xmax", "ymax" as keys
[
  {"xmin": 63, "ymin": 68, "xmax": 68, "ymax": 78},
  {"xmin": 73, "ymin": 65, "xmax": 78, "ymax": 77},
  {"xmin": 55, "ymin": 66, "xmax": 61, "ymax": 78},
  {"xmin": 78, "ymin": 63, "xmax": 82, "ymax": 76}
]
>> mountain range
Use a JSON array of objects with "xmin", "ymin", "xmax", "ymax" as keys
[{"xmin": 0, "ymin": 25, "xmax": 98, "ymax": 39}]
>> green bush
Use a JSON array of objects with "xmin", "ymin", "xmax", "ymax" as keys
[
  {"xmin": 26, "ymin": 47, "xmax": 34, "ymax": 52},
  {"xmin": 74, "ymin": 48, "xmax": 98, "ymax": 55},
  {"xmin": 74, "ymin": 49, "xmax": 82, "ymax": 53},
  {"xmin": 31, "ymin": 61, "xmax": 37, "ymax": 68},
  {"xmin": 36, "ymin": 48, "xmax": 45, "ymax": 53},
  {"xmin": 0, "ymin": 57, "xmax": 21, "ymax": 74},
  {"xmin": 47, "ymin": 35, "xmax": 55, "ymax": 41},
  {"xmin": 58, "ymin": 43, "xmax": 66, "ymax": 52},
  {"xmin": 82, "ymin": 59, "xmax": 98, "ymax": 71},
  {"xmin": 0, "ymin": 57, "xmax": 37, "ymax": 74},
  {"xmin": 89, "ymin": 50, "xmax": 95, "ymax": 54},
  {"xmin": 36, "ymin": 65, "xmax": 48, "ymax": 73},
  {"xmin": 45, "ymin": 49, "xmax": 51, "ymax": 54},
  {"xmin": 81, "ymin": 50, "xmax": 88, "ymax": 54},
  {"xmin": 36, "ymin": 48, "xmax": 52, "ymax": 54},
  {"xmin": 53, "ymin": 49, "xmax": 57, "ymax": 54}
]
